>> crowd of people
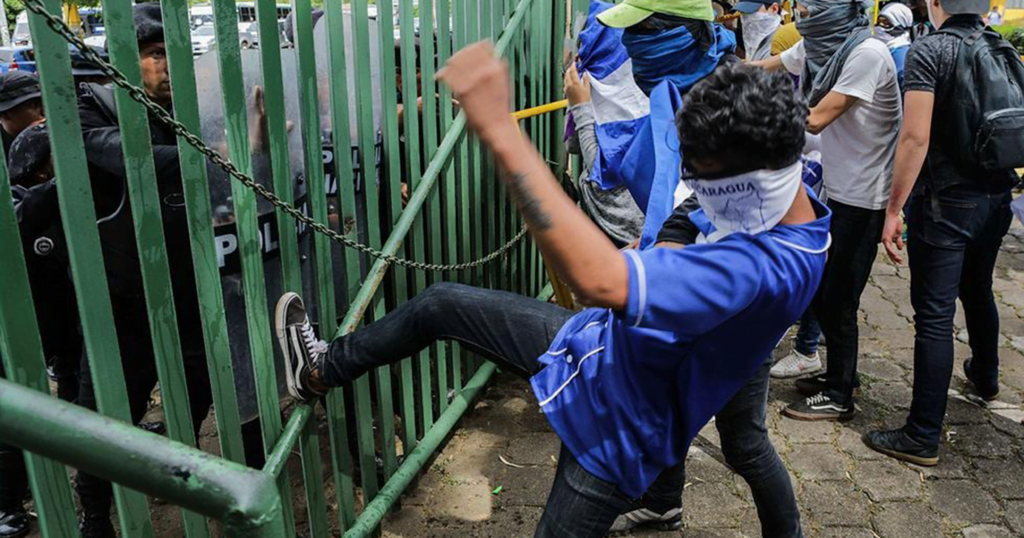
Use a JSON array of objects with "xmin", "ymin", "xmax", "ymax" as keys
[{"xmin": 1, "ymin": 0, "xmax": 1022, "ymax": 537}]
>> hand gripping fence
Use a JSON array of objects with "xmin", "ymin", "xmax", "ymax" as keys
[{"xmin": 22, "ymin": 0, "xmax": 527, "ymax": 272}]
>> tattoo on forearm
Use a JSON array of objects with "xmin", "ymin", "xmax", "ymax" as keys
[{"xmin": 505, "ymin": 172, "xmax": 554, "ymax": 231}]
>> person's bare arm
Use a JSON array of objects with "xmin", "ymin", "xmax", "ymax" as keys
[
  {"xmin": 806, "ymin": 91, "xmax": 858, "ymax": 134},
  {"xmin": 881, "ymin": 90, "xmax": 934, "ymax": 264},
  {"xmin": 438, "ymin": 42, "xmax": 627, "ymax": 309},
  {"xmin": 749, "ymin": 54, "xmax": 784, "ymax": 71}
]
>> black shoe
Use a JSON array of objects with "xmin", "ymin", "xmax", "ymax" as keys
[
  {"xmin": 275, "ymin": 293, "xmax": 329, "ymax": 402},
  {"xmin": 79, "ymin": 515, "xmax": 115, "ymax": 538},
  {"xmin": 863, "ymin": 428, "xmax": 938, "ymax": 466},
  {"xmin": 0, "ymin": 509, "xmax": 29, "ymax": 538},
  {"xmin": 608, "ymin": 501, "xmax": 682, "ymax": 534},
  {"xmin": 963, "ymin": 359, "xmax": 999, "ymax": 402},
  {"xmin": 783, "ymin": 392, "xmax": 856, "ymax": 421},
  {"xmin": 794, "ymin": 373, "xmax": 861, "ymax": 396}
]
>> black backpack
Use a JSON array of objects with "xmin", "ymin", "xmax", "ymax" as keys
[{"xmin": 939, "ymin": 24, "xmax": 1024, "ymax": 172}]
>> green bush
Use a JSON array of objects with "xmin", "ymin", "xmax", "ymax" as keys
[{"xmin": 1008, "ymin": 28, "xmax": 1024, "ymax": 55}]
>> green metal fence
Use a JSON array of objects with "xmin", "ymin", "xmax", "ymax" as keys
[{"xmin": 0, "ymin": 0, "xmax": 569, "ymax": 536}]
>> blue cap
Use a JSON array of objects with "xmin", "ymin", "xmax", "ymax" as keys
[{"xmin": 734, "ymin": 0, "xmax": 776, "ymax": 14}]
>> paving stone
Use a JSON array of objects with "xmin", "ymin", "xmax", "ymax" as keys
[
  {"xmin": 864, "ymin": 382, "xmax": 913, "ymax": 411},
  {"xmin": 778, "ymin": 417, "xmax": 836, "ymax": 444},
  {"xmin": 916, "ymin": 449, "xmax": 970, "ymax": 480},
  {"xmin": 817, "ymin": 528, "xmax": 877, "ymax": 538},
  {"xmin": 687, "ymin": 446, "xmax": 735, "ymax": 484},
  {"xmin": 1004, "ymin": 500, "xmax": 1024, "ymax": 536},
  {"xmin": 798, "ymin": 480, "xmax": 871, "ymax": 527},
  {"xmin": 945, "ymin": 396, "xmax": 991, "ymax": 425},
  {"xmin": 852, "ymin": 459, "xmax": 922, "ymax": 502},
  {"xmin": 928, "ymin": 480, "xmax": 1001, "ymax": 524},
  {"xmin": 837, "ymin": 428, "xmax": 884, "ymax": 461},
  {"xmin": 960, "ymin": 524, "xmax": 1016, "ymax": 538},
  {"xmin": 788, "ymin": 444, "xmax": 853, "ymax": 481},
  {"xmin": 948, "ymin": 423, "xmax": 1016, "ymax": 459},
  {"xmin": 871, "ymin": 502, "xmax": 943, "ymax": 538},
  {"xmin": 681, "ymin": 481, "xmax": 750, "ymax": 529},
  {"xmin": 972, "ymin": 458, "xmax": 1024, "ymax": 500},
  {"xmin": 858, "ymin": 358, "xmax": 905, "ymax": 383},
  {"xmin": 990, "ymin": 409, "xmax": 1024, "ymax": 439}
]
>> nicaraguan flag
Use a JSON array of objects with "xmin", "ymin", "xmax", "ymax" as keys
[{"xmin": 575, "ymin": 1, "xmax": 650, "ymax": 192}]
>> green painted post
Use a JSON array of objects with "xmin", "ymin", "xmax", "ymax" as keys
[
  {"xmin": 0, "ymin": 146, "xmax": 81, "ymax": 538},
  {"xmin": 160, "ymin": 0, "xmax": 246, "ymax": 466},
  {"xmin": 209, "ymin": 1, "xmax": 296, "ymax": 534},
  {"xmin": 26, "ymin": 1, "xmax": 154, "ymax": 535},
  {"xmin": 96, "ymin": 1, "xmax": 208, "ymax": 534},
  {"xmin": 321, "ymin": 0, "xmax": 359, "ymax": 528},
  {"xmin": 347, "ymin": 0, "xmax": 383, "ymax": 503},
  {"xmin": 435, "ymin": 0, "xmax": 456, "ymax": 414},
  {"xmin": 289, "ymin": 0, "xmax": 333, "ymax": 533}
]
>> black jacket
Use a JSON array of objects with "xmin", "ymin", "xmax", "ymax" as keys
[{"xmin": 78, "ymin": 83, "xmax": 203, "ymax": 348}]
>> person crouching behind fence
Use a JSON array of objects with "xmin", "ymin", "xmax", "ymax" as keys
[{"xmin": 275, "ymin": 51, "xmax": 830, "ymax": 538}]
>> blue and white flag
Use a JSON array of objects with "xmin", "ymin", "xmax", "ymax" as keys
[{"xmin": 574, "ymin": 1, "xmax": 650, "ymax": 192}]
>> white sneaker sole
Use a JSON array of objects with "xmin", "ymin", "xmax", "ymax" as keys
[
  {"xmin": 771, "ymin": 361, "xmax": 823, "ymax": 379},
  {"xmin": 274, "ymin": 292, "xmax": 304, "ymax": 400}
]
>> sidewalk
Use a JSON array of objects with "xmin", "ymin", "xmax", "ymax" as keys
[{"xmin": 383, "ymin": 219, "xmax": 1024, "ymax": 538}]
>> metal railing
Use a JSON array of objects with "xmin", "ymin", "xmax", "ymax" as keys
[{"xmin": 0, "ymin": 0, "xmax": 568, "ymax": 536}]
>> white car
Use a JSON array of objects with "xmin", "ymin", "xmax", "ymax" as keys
[{"xmin": 191, "ymin": 25, "xmax": 217, "ymax": 56}]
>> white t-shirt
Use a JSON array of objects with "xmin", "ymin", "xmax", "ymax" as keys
[
  {"xmin": 781, "ymin": 39, "xmax": 805, "ymax": 76},
  {"xmin": 820, "ymin": 39, "xmax": 901, "ymax": 210}
]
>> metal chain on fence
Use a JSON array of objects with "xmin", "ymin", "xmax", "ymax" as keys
[{"xmin": 22, "ymin": 0, "xmax": 527, "ymax": 272}]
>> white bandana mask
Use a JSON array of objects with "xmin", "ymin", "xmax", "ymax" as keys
[
  {"xmin": 741, "ymin": 11, "xmax": 781, "ymax": 61},
  {"xmin": 685, "ymin": 162, "xmax": 802, "ymax": 243}
]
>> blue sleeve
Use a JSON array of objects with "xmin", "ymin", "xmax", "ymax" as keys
[{"xmin": 620, "ymin": 242, "xmax": 762, "ymax": 337}]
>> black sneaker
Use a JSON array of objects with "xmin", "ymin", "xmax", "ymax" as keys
[
  {"xmin": 782, "ymin": 392, "xmax": 856, "ymax": 421},
  {"xmin": 794, "ymin": 373, "xmax": 861, "ymax": 396},
  {"xmin": 608, "ymin": 502, "xmax": 682, "ymax": 534},
  {"xmin": 963, "ymin": 359, "xmax": 999, "ymax": 402},
  {"xmin": 275, "ymin": 293, "xmax": 329, "ymax": 402},
  {"xmin": 863, "ymin": 428, "xmax": 938, "ymax": 466},
  {"xmin": 0, "ymin": 509, "xmax": 29, "ymax": 538},
  {"xmin": 79, "ymin": 515, "xmax": 115, "ymax": 538}
]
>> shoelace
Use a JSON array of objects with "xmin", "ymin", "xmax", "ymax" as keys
[
  {"xmin": 806, "ymin": 393, "xmax": 830, "ymax": 406},
  {"xmin": 301, "ymin": 321, "xmax": 330, "ymax": 357}
]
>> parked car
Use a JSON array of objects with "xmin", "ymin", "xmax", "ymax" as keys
[
  {"xmin": 239, "ymin": 22, "xmax": 259, "ymax": 49},
  {"xmin": 0, "ymin": 47, "xmax": 36, "ymax": 74},
  {"xmin": 191, "ymin": 25, "xmax": 217, "ymax": 56}
]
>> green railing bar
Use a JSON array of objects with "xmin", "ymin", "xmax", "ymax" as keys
[
  {"xmin": 348, "ymin": 0, "xmax": 383, "ymax": 503},
  {"xmin": 288, "ymin": 0, "xmax": 333, "ymax": 534},
  {"xmin": 160, "ymin": 0, "xmax": 246, "ymax": 466},
  {"xmin": 209, "ymin": 1, "xmax": 297, "ymax": 534},
  {"xmin": 393, "ymin": 0, "xmax": 421, "ymax": 457},
  {"xmin": 0, "ymin": 380, "xmax": 287, "ymax": 538},
  {"xmin": 342, "ymin": 362, "xmax": 498, "ymax": 538},
  {"xmin": 0, "ymin": 145, "xmax": 81, "ymax": 538},
  {"xmin": 435, "ymin": 0, "xmax": 456, "ymax": 415},
  {"xmin": 26, "ymin": 1, "xmax": 154, "ymax": 534},
  {"xmin": 99, "ymin": 1, "xmax": 208, "ymax": 534},
  {"xmin": 321, "ymin": 0, "xmax": 359, "ymax": 528},
  {"xmin": 261, "ymin": 405, "xmax": 310, "ymax": 479}
]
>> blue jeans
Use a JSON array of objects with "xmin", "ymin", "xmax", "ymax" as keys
[
  {"xmin": 794, "ymin": 310, "xmax": 821, "ymax": 356},
  {"xmin": 904, "ymin": 186, "xmax": 1013, "ymax": 448},
  {"xmin": 324, "ymin": 283, "xmax": 801, "ymax": 538}
]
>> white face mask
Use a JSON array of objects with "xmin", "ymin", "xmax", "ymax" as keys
[
  {"xmin": 685, "ymin": 162, "xmax": 802, "ymax": 243},
  {"xmin": 741, "ymin": 10, "xmax": 781, "ymax": 60}
]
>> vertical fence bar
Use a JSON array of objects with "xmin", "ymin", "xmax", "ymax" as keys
[
  {"xmin": 26, "ymin": 2, "xmax": 154, "ymax": 535},
  {"xmin": 160, "ymin": 0, "xmax": 246, "ymax": 466},
  {"xmin": 0, "ymin": 147, "xmax": 80, "ymax": 538},
  {"xmin": 322, "ymin": 0, "xmax": 359, "ymax": 529},
  {"xmin": 209, "ymin": 1, "xmax": 297, "ymax": 535},
  {"xmin": 397, "ymin": 0, "xmax": 424, "ymax": 454},
  {"xmin": 348, "ymin": 0, "xmax": 382, "ymax": 503},
  {"xmin": 436, "ymin": 0, "xmax": 456, "ymax": 414},
  {"xmin": 290, "ymin": 0, "xmax": 333, "ymax": 534},
  {"xmin": 95, "ymin": 1, "xmax": 208, "ymax": 534},
  {"xmin": 451, "ymin": 0, "xmax": 468, "ymax": 392}
]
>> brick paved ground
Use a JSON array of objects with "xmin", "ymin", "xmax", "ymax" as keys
[{"xmin": 383, "ymin": 218, "xmax": 1024, "ymax": 538}]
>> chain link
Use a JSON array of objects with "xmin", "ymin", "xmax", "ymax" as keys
[{"xmin": 23, "ymin": 0, "xmax": 527, "ymax": 272}]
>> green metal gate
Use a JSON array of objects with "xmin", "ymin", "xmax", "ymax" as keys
[{"xmin": 0, "ymin": 0, "xmax": 570, "ymax": 535}]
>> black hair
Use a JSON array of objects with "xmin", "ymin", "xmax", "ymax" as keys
[{"xmin": 677, "ymin": 63, "xmax": 807, "ymax": 175}]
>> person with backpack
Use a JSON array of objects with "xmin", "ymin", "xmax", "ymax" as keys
[{"xmin": 869, "ymin": 0, "xmax": 1023, "ymax": 465}]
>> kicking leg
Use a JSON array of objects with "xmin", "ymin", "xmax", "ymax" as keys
[{"xmin": 276, "ymin": 283, "xmax": 575, "ymax": 400}]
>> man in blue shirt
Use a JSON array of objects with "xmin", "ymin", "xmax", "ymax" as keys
[{"xmin": 276, "ymin": 54, "xmax": 830, "ymax": 537}]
